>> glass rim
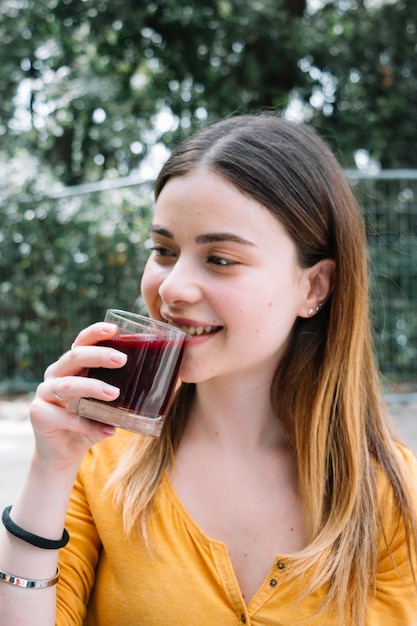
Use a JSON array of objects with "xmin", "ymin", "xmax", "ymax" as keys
[{"xmin": 105, "ymin": 309, "xmax": 189, "ymax": 338}]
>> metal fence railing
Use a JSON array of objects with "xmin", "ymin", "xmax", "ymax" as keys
[
  {"xmin": 346, "ymin": 170, "xmax": 417, "ymax": 382},
  {"xmin": 1, "ymin": 171, "xmax": 416, "ymax": 391}
]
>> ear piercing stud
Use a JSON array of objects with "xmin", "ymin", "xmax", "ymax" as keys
[{"xmin": 308, "ymin": 302, "xmax": 323, "ymax": 316}]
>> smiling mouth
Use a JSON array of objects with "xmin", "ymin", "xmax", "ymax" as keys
[
  {"xmin": 184, "ymin": 325, "xmax": 222, "ymax": 336},
  {"xmin": 166, "ymin": 320, "xmax": 222, "ymax": 336}
]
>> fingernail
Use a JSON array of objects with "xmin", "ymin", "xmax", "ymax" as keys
[
  {"xmin": 102, "ymin": 385, "xmax": 120, "ymax": 398},
  {"xmin": 101, "ymin": 425, "xmax": 116, "ymax": 436},
  {"xmin": 102, "ymin": 323, "xmax": 117, "ymax": 333},
  {"xmin": 109, "ymin": 351, "xmax": 127, "ymax": 364}
]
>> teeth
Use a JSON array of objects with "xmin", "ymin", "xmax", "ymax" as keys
[
  {"xmin": 166, "ymin": 319, "xmax": 219, "ymax": 336},
  {"xmin": 180, "ymin": 325, "xmax": 218, "ymax": 336}
]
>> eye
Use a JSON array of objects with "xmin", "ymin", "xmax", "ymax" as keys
[
  {"xmin": 149, "ymin": 245, "xmax": 176, "ymax": 259},
  {"xmin": 207, "ymin": 255, "xmax": 237, "ymax": 266}
]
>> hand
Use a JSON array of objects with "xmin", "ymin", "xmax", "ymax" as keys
[{"xmin": 30, "ymin": 322, "xmax": 127, "ymax": 471}]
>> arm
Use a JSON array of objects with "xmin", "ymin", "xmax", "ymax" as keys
[
  {"xmin": 367, "ymin": 446, "xmax": 417, "ymax": 625},
  {"xmin": 0, "ymin": 322, "xmax": 126, "ymax": 626}
]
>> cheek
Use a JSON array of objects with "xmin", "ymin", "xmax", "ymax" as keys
[{"xmin": 140, "ymin": 262, "xmax": 162, "ymax": 313}]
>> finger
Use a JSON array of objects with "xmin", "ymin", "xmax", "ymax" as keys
[
  {"xmin": 52, "ymin": 377, "xmax": 66, "ymax": 402},
  {"xmin": 30, "ymin": 398, "xmax": 116, "ymax": 450},
  {"xmin": 45, "ymin": 344, "xmax": 127, "ymax": 380},
  {"xmin": 41, "ymin": 375, "xmax": 121, "ymax": 407},
  {"xmin": 71, "ymin": 321, "xmax": 118, "ymax": 349}
]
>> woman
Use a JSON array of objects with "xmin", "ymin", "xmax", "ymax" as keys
[{"xmin": 1, "ymin": 114, "xmax": 416, "ymax": 625}]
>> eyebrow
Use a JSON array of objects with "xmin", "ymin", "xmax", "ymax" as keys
[{"xmin": 150, "ymin": 225, "xmax": 255, "ymax": 247}]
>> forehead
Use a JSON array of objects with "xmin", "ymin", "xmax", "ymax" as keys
[
  {"xmin": 152, "ymin": 170, "xmax": 301, "ymax": 268},
  {"xmin": 153, "ymin": 169, "xmax": 283, "ymax": 235}
]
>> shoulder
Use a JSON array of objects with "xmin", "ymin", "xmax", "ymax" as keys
[
  {"xmin": 78, "ymin": 428, "xmax": 142, "ymax": 484},
  {"xmin": 376, "ymin": 442, "xmax": 417, "ymax": 502},
  {"xmin": 375, "ymin": 443, "xmax": 417, "ymax": 551},
  {"xmin": 376, "ymin": 442, "xmax": 417, "ymax": 494},
  {"xmin": 370, "ymin": 444, "xmax": 417, "ymax": 621},
  {"xmin": 390, "ymin": 442, "xmax": 417, "ymax": 492},
  {"xmin": 396, "ymin": 443, "xmax": 417, "ymax": 480}
]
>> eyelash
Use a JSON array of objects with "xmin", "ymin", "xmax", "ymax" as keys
[
  {"xmin": 149, "ymin": 247, "xmax": 237, "ymax": 267},
  {"xmin": 149, "ymin": 246, "xmax": 174, "ymax": 257},
  {"xmin": 207, "ymin": 255, "xmax": 236, "ymax": 266}
]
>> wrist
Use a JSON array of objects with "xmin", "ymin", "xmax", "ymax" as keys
[{"xmin": 2, "ymin": 507, "xmax": 69, "ymax": 550}]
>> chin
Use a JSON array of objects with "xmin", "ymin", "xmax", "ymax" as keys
[{"xmin": 178, "ymin": 371, "xmax": 198, "ymax": 384}]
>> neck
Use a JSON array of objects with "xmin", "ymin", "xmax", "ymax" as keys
[{"xmin": 184, "ymin": 376, "xmax": 288, "ymax": 453}]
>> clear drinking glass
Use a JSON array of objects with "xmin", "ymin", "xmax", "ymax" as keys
[{"xmin": 76, "ymin": 309, "xmax": 189, "ymax": 437}]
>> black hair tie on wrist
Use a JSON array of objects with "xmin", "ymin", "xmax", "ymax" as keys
[{"xmin": 2, "ymin": 506, "xmax": 69, "ymax": 550}]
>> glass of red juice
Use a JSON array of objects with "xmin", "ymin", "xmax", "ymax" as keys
[{"xmin": 76, "ymin": 309, "xmax": 189, "ymax": 437}]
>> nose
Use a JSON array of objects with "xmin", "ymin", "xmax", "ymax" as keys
[{"xmin": 158, "ymin": 256, "xmax": 202, "ymax": 307}]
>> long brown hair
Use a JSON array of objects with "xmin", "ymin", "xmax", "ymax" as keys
[{"xmin": 108, "ymin": 114, "xmax": 417, "ymax": 623}]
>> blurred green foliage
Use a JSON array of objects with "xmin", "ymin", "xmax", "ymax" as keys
[
  {"xmin": 1, "ymin": 170, "xmax": 416, "ymax": 390},
  {"xmin": 1, "ymin": 0, "xmax": 417, "ymax": 388},
  {"xmin": 0, "ymin": 161, "xmax": 153, "ymax": 390},
  {"xmin": 1, "ymin": 0, "xmax": 417, "ymax": 184},
  {"xmin": 298, "ymin": 0, "xmax": 417, "ymax": 169},
  {"xmin": 0, "ymin": 0, "xmax": 306, "ymax": 185}
]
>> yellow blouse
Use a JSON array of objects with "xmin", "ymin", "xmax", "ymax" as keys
[{"xmin": 57, "ymin": 430, "xmax": 417, "ymax": 625}]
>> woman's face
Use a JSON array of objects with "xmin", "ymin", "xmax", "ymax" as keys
[{"xmin": 141, "ymin": 168, "xmax": 314, "ymax": 385}]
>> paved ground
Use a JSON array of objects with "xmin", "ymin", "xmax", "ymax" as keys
[{"xmin": 0, "ymin": 394, "xmax": 416, "ymax": 512}]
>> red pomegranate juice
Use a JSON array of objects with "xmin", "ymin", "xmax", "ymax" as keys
[{"xmin": 88, "ymin": 334, "xmax": 186, "ymax": 417}]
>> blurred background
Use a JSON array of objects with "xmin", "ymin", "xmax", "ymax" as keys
[{"xmin": 1, "ymin": 0, "xmax": 416, "ymax": 395}]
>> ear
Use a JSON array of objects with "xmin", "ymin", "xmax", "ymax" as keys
[{"xmin": 298, "ymin": 258, "xmax": 336, "ymax": 318}]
